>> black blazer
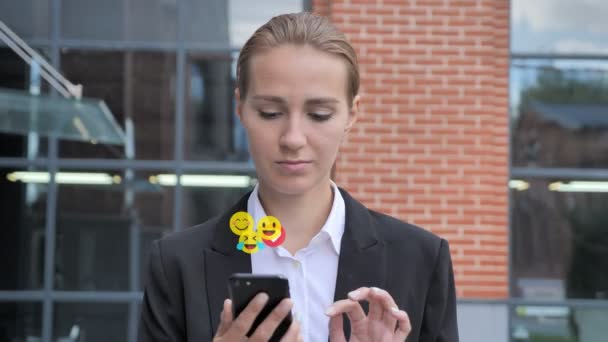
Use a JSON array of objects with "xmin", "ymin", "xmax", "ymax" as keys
[{"xmin": 138, "ymin": 188, "xmax": 459, "ymax": 341}]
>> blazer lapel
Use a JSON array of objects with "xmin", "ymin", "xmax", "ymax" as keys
[
  {"xmin": 203, "ymin": 192, "xmax": 253, "ymax": 335},
  {"xmin": 202, "ymin": 188, "xmax": 388, "ymax": 338},
  {"xmin": 333, "ymin": 188, "xmax": 387, "ymax": 339}
]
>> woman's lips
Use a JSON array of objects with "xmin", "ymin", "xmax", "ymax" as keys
[{"xmin": 276, "ymin": 160, "xmax": 311, "ymax": 173}]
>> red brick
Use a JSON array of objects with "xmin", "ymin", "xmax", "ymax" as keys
[
  {"xmin": 398, "ymin": 8, "xmax": 426, "ymax": 16},
  {"xmin": 381, "ymin": 17, "xmax": 411, "ymax": 26},
  {"xmin": 350, "ymin": 16, "xmax": 379, "ymax": 26},
  {"xmin": 325, "ymin": 0, "xmax": 509, "ymax": 300},
  {"xmin": 462, "ymin": 289, "xmax": 508, "ymax": 299},
  {"xmin": 367, "ymin": 26, "xmax": 396, "ymax": 35},
  {"xmin": 365, "ymin": 7, "xmax": 395, "ymax": 16}
]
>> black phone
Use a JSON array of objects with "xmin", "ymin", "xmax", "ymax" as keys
[{"xmin": 227, "ymin": 273, "xmax": 293, "ymax": 341}]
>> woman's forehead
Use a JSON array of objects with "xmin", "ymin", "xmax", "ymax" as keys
[{"xmin": 247, "ymin": 45, "xmax": 349, "ymax": 100}]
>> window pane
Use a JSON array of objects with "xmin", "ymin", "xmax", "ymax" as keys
[
  {"xmin": 185, "ymin": 53, "xmax": 252, "ymax": 161},
  {"xmin": 59, "ymin": 50, "xmax": 176, "ymax": 159},
  {"xmin": 61, "ymin": 0, "xmax": 177, "ymax": 42},
  {"xmin": 183, "ymin": 0, "xmax": 229, "ymax": 45},
  {"xmin": 183, "ymin": 0, "xmax": 303, "ymax": 46},
  {"xmin": 511, "ymin": 178, "xmax": 608, "ymax": 300},
  {"xmin": 181, "ymin": 181, "xmax": 254, "ymax": 228},
  {"xmin": 512, "ymin": 0, "xmax": 608, "ymax": 54},
  {"xmin": 227, "ymin": 0, "xmax": 304, "ymax": 47},
  {"xmin": 0, "ymin": 47, "xmax": 52, "ymax": 158},
  {"xmin": 54, "ymin": 303, "xmax": 128, "ymax": 342},
  {"xmin": 0, "ymin": 0, "xmax": 50, "ymax": 40},
  {"xmin": 510, "ymin": 59, "xmax": 608, "ymax": 168},
  {"xmin": 0, "ymin": 167, "xmax": 47, "ymax": 290},
  {"xmin": 54, "ymin": 169, "xmax": 174, "ymax": 291},
  {"xmin": 511, "ymin": 305, "xmax": 608, "ymax": 342},
  {"xmin": 0, "ymin": 302, "xmax": 42, "ymax": 340},
  {"xmin": 135, "ymin": 170, "xmax": 175, "ymax": 290}
]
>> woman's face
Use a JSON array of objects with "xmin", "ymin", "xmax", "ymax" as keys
[{"xmin": 236, "ymin": 44, "xmax": 359, "ymax": 196}]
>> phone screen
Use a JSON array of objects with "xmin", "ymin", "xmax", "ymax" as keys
[{"xmin": 228, "ymin": 273, "xmax": 292, "ymax": 341}]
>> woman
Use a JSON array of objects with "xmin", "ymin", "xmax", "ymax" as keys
[{"xmin": 139, "ymin": 12, "xmax": 458, "ymax": 342}]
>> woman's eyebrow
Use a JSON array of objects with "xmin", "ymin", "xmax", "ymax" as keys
[
  {"xmin": 251, "ymin": 95, "xmax": 339, "ymax": 106},
  {"xmin": 251, "ymin": 95, "xmax": 285, "ymax": 104},
  {"xmin": 305, "ymin": 98, "xmax": 339, "ymax": 106}
]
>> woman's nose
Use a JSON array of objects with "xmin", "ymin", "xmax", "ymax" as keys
[{"xmin": 279, "ymin": 116, "xmax": 307, "ymax": 150}]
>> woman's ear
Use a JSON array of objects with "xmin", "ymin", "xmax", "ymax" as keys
[
  {"xmin": 235, "ymin": 88, "xmax": 244, "ymax": 123},
  {"xmin": 345, "ymin": 94, "xmax": 360, "ymax": 133}
]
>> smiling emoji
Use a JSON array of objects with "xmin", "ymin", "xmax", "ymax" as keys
[
  {"xmin": 263, "ymin": 225, "xmax": 286, "ymax": 248},
  {"xmin": 257, "ymin": 216, "xmax": 282, "ymax": 241},
  {"xmin": 236, "ymin": 228, "xmax": 264, "ymax": 254},
  {"xmin": 229, "ymin": 211, "xmax": 254, "ymax": 236}
]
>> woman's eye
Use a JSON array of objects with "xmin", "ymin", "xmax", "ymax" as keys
[
  {"xmin": 309, "ymin": 113, "xmax": 332, "ymax": 122},
  {"xmin": 258, "ymin": 111, "xmax": 281, "ymax": 119}
]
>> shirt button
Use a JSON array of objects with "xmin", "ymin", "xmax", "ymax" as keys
[{"xmin": 292, "ymin": 260, "xmax": 300, "ymax": 269}]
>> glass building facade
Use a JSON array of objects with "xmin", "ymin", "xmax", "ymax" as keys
[
  {"xmin": 509, "ymin": 0, "xmax": 608, "ymax": 340},
  {"xmin": 0, "ymin": 1, "xmax": 305, "ymax": 340}
]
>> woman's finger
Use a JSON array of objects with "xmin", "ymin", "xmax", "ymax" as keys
[
  {"xmin": 225, "ymin": 292, "xmax": 268, "ymax": 338},
  {"xmin": 279, "ymin": 318, "xmax": 301, "ymax": 342},
  {"xmin": 393, "ymin": 310, "xmax": 412, "ymax": 341},
  {"xmin": 368, "ymin": 297, "xmax": 384, "ymax": 322},
  {"xmin": 383, "ymin": 307, "xmax": 398, "ymax": 333},
  {"xmin": 369, "ymin": 287, "xmax": 398, "ymax": 310},
  {"xmin": 251, "ymin": 298, "xmax": 294, "ymax": 341},
  {"xmin": 350, "ymin": 287, "xmax": 386, "ymax": 337},
  {"xmin": 328, "ymin": 314, "xmax": 346, "ymax": 342},
  {"xmin": 327, "ymin": 299, "xmax": 367, "ymax": 324},
  {"xmin": 327, "ymin": 299, "xmax": 367, "ymax": 336},
  {"xmin": 215, "ymin": 299, "xmax": 233, "ymax": 337},
  {"xmin": 348, "ymin": 287, "xmax": 382, "ymax": 323},
  {"xmin": 346, "ymin": 287, "xmax": 370, "ymax": 301},
  {"xmin": 369, "ymin": 288, "xmax": 398, "ymax": 330}
]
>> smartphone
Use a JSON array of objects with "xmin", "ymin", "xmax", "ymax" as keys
[{"xmin": 227, "ymin": 273, "xmax": 293, "ymax": 341}]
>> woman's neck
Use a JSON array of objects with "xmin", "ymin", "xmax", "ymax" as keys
[{"xmin": 257, "ymin": 180, "xmax": 334, "ymax": 254}]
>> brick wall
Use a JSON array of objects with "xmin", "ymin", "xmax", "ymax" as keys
[{"xmin": 315, "ymin": 0, "xmax": 510, "ymax": 299}]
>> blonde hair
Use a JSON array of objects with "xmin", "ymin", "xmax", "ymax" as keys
[{"xmin": 236, "ymin": 12, "xmax": 360, "ymax": 105}]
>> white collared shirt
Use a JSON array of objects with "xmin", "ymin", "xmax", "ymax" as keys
[{"xmin": 249, "ymin": 181, "xmax": 345, "ymax": 342}]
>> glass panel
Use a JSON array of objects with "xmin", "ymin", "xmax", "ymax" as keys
[
  {"xmin": 59, "ymin": 50, "xmax": 176, "ymax": 159},
  {"xmin": 0, "ymin": 302, "xmax": 42, "ymax": 340},
  {"xmin": 0, "ymin": 47, "xmax": 51, "ymax": 158},
  {"xmin": 181, "ymin": 179, "xmax": 254, "ymax": 228},
  {"xmin": 185, "ymin": 53, "xmax": 252, "ymax": 161},
  {"xmin": 182, "ymin": 0, "xmax": 229, "ymax": 45},
  {"xmin": 135, "ymin": 170, "xmax": 175, "ymax": 291},
  {"xmin": 54, "ymin": 303, "xmax": 128, "ymax": 342},
  {"xmin": 0, "ymin": 167, "xmax": 47, "ymax": 290},
  {"xmin": 0, "ymin": 87, "xmax": 126, "ymax": 145},
  {"xmin": 228, "ymin": 0, "xmax": 303, "ymax": 47},
  {"xmin": 511, "ymin": 305, "xmax": 608, "ymax": 342},
  {"xmin": 184, "ymin": 0, "xmax": 303, "ymax": 46},
  {"xmin": 61, "ymin": 0, "xmax": 177, "ymax": 42},
  {"xmin": 512, "ymin": 0, "xmax": 608, "ymax": 54},
  {"xmin": 54, "ymin": 169, "xmax": 174, "ymax": 291},
  {"xmin": 0, "ymin": 0, "xmax": 50, "ymax": 40},
  {"xmin": 511, "ymin": 178, "xmax": 608, "ymax": 300},
  {"xmin": 510, "ymin": 59, "xmax": 608, "ymax": 168}
]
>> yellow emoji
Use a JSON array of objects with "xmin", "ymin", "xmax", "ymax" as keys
[
  {"xmin": 257, "ymin": 216, "xmax": 282, "ymax": 241},
  {"xmin": 229, "ymin": 211, "xmax": 254, "ymax": 236},
  {"xmin": 236, "ymin": 228, "xmax": 264, "ymax": 254}
]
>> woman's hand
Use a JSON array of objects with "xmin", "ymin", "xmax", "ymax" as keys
[
  {"xmin": 326, "ymin": 287, "xmax": 411, "ymax": 342},
  {"xmin": 213, "ymin": 293, "xmax": 303, "ymax": 342}
]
